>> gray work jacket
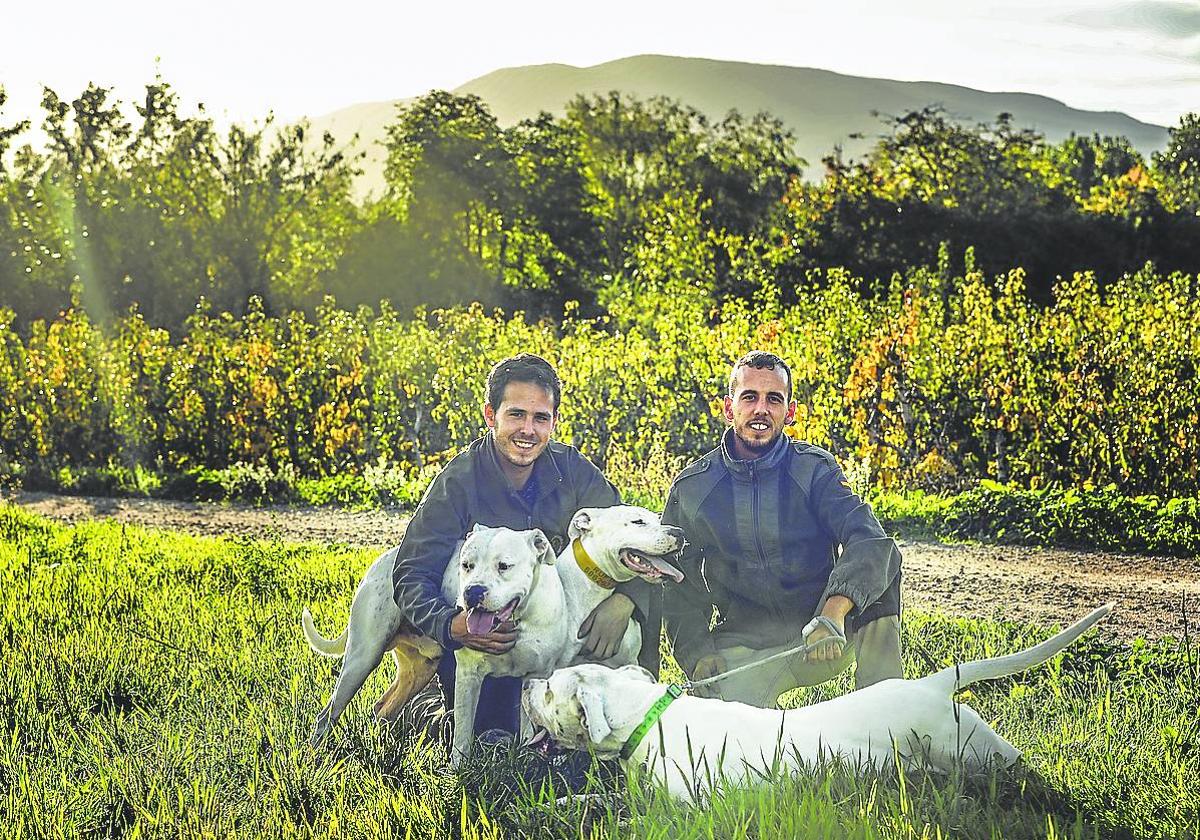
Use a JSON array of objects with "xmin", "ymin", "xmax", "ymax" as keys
[{"xmin": 659, "ymin": 430, "xmax": 902, "ymax": 674}]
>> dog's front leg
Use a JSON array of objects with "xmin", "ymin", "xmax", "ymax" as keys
[
  {"xmin": 451, "ymin": 655, "xmax": 487, "ymax": 767},
  {"xmin": 519, "ymin": 703, "xmax": 532, "ymax": 742}
]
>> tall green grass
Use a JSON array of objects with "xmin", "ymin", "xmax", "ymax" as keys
[{"xmin": 1, "ymin": 505, "xmax": 1196, "ymax": 839}]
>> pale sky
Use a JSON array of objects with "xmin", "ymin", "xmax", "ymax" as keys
[{"xmin": 2, "ymin": 0, "xmax": 1198, "ymax": 133}]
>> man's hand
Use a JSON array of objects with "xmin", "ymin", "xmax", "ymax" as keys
[
  {"xmin": 577, "ymin": 592, "xmax": 636, "ymax": 660},
  {"xmin": 691, "ymin": 653, "xmax": 728, "ymax": 698},
  {"xmin": 804, "ymin": 595, "xmax": 854, "ymax": 663},
  {"xmin": 449, "ymin": 611, "xmax": 518, "ymax": 654}
]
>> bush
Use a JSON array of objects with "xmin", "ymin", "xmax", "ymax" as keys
[
  {"xmin": 875, "ymin": 482, "xmax": 1200, "ymax": 557},
  {"xmin": 1, "ymin": 263, "xmax": 1197, "ymax": 500}
]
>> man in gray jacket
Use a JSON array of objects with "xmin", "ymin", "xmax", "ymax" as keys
[
  {"xmin": 661, "ymin": 351, "xmax": 902, "ymax": 707},
  {"xmin": 391, "ymin": 353, "xmax": 646, "ymax": 739}
]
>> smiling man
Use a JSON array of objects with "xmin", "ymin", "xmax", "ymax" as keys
[
  {"xmin": 391, "ymin": 353, "xmax": 642, "ymax": 743},
  {"xmin": 659, "ymin": 350, "xmax": 903, "ymax": 706}
]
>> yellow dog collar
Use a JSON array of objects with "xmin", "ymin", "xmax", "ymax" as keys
[{"xmin": 572, "ymin": 538, "xmax": 617, "ymax": 590}]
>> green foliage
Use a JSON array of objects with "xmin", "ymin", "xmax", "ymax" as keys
[
  {"xmin": 1155, "ymin": 113, "xmax": 1200, "ymax": 216},
  {"xmin": 1, "ymin": 79, "xmax": 363, "ymax": 329},
  {"xmin": 874, "ymin": 482, "xmax": 1200, "ymax": 557},
  {"xmin": 5, "ymin": 80, "xmax": 1200, "ymax": 336},
  {"xmin": 781, "ymin": 108, "xmax": 1199, "ymax": 298},
  {"xmin": 1, "ymin": 508, "xmax": 1196, "ymax": 838},
  {"xmin": 1, "ymin": 257, "xmax": 1199, "ymax": 500},
  {"xmin": 3, "ymin": 80, "xmax": 1200, "ymax": 512}
]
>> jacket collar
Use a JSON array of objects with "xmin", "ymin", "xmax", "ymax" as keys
[
  {"xmin": 719, "ymin": 427, "xmax": 789, "ymax": 477},
  {"xmin": 483, "ymin": 431, "xmax": 564, "ymax": 502}
]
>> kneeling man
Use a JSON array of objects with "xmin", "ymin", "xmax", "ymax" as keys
[
  {"xmin": 392, "ymin": 353, "xmax": 648, "ymax": 742},
  {"xmin": 662, "ymin": 351, "xmax": 902, "ymax": 705}
]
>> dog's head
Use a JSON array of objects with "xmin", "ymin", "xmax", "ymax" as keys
[
  {"xmin": 456, "ymin": 524, "xmax": 555, "ymax": 635},
  {"xmin": 567, "ymin": 505, "xmax": 685, "ymax": 584},
  {"xmin": 522, "ymin": 663, "xmax": 659, "ymax": 759}
]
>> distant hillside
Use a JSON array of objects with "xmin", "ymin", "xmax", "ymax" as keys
[{"xmin": 309, "ymin": 54, "xmax": 1171, "ymax": 201}]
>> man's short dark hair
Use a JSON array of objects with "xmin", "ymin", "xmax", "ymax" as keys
[
  {"xmin": 486, "ymin": 353, "xmax": 562, "ymax": 412},
  {"xmin": 729, "ymin": 351, "xmax": 792, "ymax": 397}
]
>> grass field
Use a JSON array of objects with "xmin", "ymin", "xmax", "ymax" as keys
[{"xmin": 1, "ymin": 503, "xmax": 1196, "ymax": 839}]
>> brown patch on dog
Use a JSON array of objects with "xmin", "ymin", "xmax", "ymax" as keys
[{"xmin": 373, "ymin": 633, "xmax": 443, "ymax": 720}]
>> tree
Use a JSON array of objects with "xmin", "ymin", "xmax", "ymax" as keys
[
  {"xmin": 378, "ymin": 92, "xmax": 522, "ymax": 306},
  {"xmin": 0, "ymin": 87, "xmax": 30, "ymax": 173},
  {"xmin": 1154, "ymin": 113, "xmax": 1200, "ymax": 216},
  {"xmin": 561, "ymin": 93, "xmax": 801, "ymax": 302},
  {"xmin": 0, "ymin": 88, "xmax": 36, "ymax": 318},
  {"xmin": 776, "ymin": 108, "xmax": 1179, "ymax": 299},
  {"xmin": 503, "ymin": 113, "xmax": 607, "ymax": 313},
  {"xmin": 0, "ymin": 79, "xmax": 362, "ymax": 331},
  {"xmin": 1151, "ymin": 113, "xmax": 1200, "ymax": 276}
]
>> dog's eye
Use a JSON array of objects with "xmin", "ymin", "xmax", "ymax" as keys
[
  {"xmin": 632, "ymin": 519, "xmax": 646, "ymax": 526},
  {"xmin": 498, "ymin": 562, "xmax": 512, "ymax": 572}
]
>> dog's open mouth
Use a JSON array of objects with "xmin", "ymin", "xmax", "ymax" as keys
[
  {"xmin": 465, "ymin": 597, "xmax": 519, "ymax": 635},
  {"xmin": 620, "ymin": 549, "xmax": 684, "ymax": 583},
  {"xmin": 524, "ymin": 725, "xmax": 560, "ymax": 757}
]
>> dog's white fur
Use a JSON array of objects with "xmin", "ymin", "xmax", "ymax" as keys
[
  {"xmin": 302, "ymin": 505, "xmax": 684, "ymax": 759},
  {"xmin": 523, "ymin": 604, "xmax": 1113, "ymax": 801}
]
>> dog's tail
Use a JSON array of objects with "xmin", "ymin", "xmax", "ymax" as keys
[
  {"xmin": 302, "ymin": 607, "xmax": 347, "ymax": 657},
  {"xmin": 925, "ymin": 603, "xmax": 1113, "ymax": 696}
]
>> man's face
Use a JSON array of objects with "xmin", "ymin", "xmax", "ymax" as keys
[
  {"xmin": 724, "ymin": 365, "xmax": 796, "ymax": 458},
  {"xmin": 485, "ymin": 380, "xmax": 557, "ymax": 473}
]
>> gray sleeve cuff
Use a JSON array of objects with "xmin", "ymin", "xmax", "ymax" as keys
[
  {"xmin": 616, "ymin": 579, "xmax": 651, "ymax": 623},
  {"xmin": 437, "ymin": 606, "xmax": 462, "ymax": 650}
]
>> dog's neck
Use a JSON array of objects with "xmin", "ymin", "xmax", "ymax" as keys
[
  {"xmin": 559, "ymin": 535, "xmax": 632, "ymax": 613},
  {"xmin": 511, "ymin": 560, "xmax": 565, "ymax": 626},
  {"xmin": 607, "ymin": 680, "xmax": 680, "ymax": 763}
]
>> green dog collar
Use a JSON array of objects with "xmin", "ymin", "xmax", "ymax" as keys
[{"xmin": 619, "ymin": 684, "xmax": 684, "ymax": 760}]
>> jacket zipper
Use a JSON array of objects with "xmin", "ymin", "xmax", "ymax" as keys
[{"xmin": 750, "ymin": 461, "xmax": 769, "ymax": 568}]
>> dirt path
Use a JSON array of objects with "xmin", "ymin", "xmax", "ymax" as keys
[{"xmin": 8, "ymin": 491, "xmax": 1199, "ymax": 643}]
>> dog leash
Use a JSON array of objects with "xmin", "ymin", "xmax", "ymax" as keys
[
  {"xmin": 682, "ymin": 616, "xmax": 847, "ymax": 690},
  {"xmin": 621, "ymin": 621, "xmax": 845, "ymax": 759}
]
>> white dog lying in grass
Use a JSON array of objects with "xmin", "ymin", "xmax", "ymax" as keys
[{"xmin": 522, "ymin": 604, "xmax": 1113, "ymax": 802}]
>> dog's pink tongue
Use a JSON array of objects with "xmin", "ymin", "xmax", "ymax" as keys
[
  {"xmin": 647, "ymin": 555, "xmax": 685, "ymax": 583},
  {"xmin": 466, "ymin": 608, "xmax": 496, "ymax": 635}
]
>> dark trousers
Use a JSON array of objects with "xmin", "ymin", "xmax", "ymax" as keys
[{"xmin": 436, "ymin": 652, "xmax": 521, "ymax": 736}]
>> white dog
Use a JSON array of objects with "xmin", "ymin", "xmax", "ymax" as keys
[
  {"xmin": 523, "ymin": 604, "xmax": 1112, "ymax": 801},
  {"xmin": 302, "ymin": 505, "xmax": 684, "ymax": 758}
]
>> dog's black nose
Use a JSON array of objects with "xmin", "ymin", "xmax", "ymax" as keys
[
  {"xmin": 666, "ymin": 526, "xmax": 686, "ymax": 542},
  {"xmin": 464, "ymin": 585, "xmax": 488, "ymax": 608}
]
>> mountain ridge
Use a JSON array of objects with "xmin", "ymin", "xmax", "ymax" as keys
[{"xmin": 307, "ymin": 54, "xmax": 1170, "ymax": 200}]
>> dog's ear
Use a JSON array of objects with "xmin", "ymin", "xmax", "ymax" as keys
[
  {"xmin": 575, "ymin": 685, "xmax": 612, "ymax": 744},
  {"xmin": 530, "ymin": 529, "xmax": 556, "ymax": 565},
  {"xmin": 451, "ymin": 537, "xmax": 470, "ymax": 566},
  {"xmin": 469, "ymin": 523, "xmax": 487, "ymax": 535},
  {"xmin": 617, "ymin": 664, "xmax": 656, "ymax": 684},
  {"xmin": 568, "ymin": 509, "xmax": 593, "ymax": 540}
]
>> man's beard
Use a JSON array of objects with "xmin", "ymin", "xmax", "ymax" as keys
[
  {"xmin": 499, "ymin": 435, "xmax": 543, "ymax": 465},
  {"xmin": 734, "ymin": 425, "xmax": 781, "ymax": 456}
]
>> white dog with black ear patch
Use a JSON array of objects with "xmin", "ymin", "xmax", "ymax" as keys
[
  {"xmin": 302, "ymin": 504, "xmax": 685, "ymax": 760},
  {"xmin": 523, "ymin": 604, "xmax": 1113, "ymax": 802}
]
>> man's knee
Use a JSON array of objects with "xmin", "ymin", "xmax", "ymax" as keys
[
  {"xmin": 852, "ymin": 614, "xmax": 903, "ymax": 689},
  {"xmin": 708, "ymin": 641, "xmax": 854, "ymax": 708}
]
